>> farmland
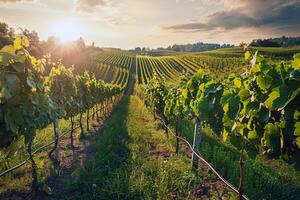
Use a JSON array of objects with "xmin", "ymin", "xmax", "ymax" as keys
[{"xmin": 1, "ymin": 38, "xmax": 300, "ymax": 199}]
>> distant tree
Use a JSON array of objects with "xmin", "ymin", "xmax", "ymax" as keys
[
  {"xmin": 0, "ymin": 22, "xmax": 9, "ymax": 35},
  {"xmin": 250, "ymin": 36, "xmax": 300, "ymax": 47},
  {"xmin": 0, "ymin": 22, "xmax": 12, "ymax": 48},
  {"xmin": 23, "ymin": 29, "xmax": 42, "ymax": 57},
  {"xmin": 134, "ymin": 47, "xmax": 142, "ymax": 53},
  {"xmin": 76, "ymin": 37, "xmax": 86, "ymax": 51},
  {"xmin": 239, "ymin": 42, "xmax": 248, "ymax": 48},
  {"xmin": 40, "ymin": 36, "xmax": 59, "ymax": 55}
]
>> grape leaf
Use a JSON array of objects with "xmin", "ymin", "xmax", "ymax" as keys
[
  {"xmin": 245, "ymin": 51, "xmax": 251, "ymax": 60},
  {"xmin": 13, "ymin": 37, "xmax": 22, "ymax": 50},
  {"xmin": 257, "ymin": 74, "xmax": 272, "ymax": 90},
  {"xmin": 263, "ymin": 123, "xmax": 281, "ymax": 157}
]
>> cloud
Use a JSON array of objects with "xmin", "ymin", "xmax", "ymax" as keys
[
  {"xmin": 76, "ymin": 0, "xmax": 107, "ymax": 12},
  {"xmin": 164, "ymin": 0, "xmax": 300, "ymax": 33},
  {"xmin": 0, "ymin": 0, "xmax": 33, "ymax": 2}
]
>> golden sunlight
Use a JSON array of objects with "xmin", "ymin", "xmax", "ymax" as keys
[{"xmin": 51, "ymin": 21, "xmax": 83, "ymax": 42}]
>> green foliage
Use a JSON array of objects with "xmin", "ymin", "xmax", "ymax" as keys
[
  {"xmin": 177, "ymin": 118, "xmax": 300, "ymax": 200},
  {"xmin": 221, "ymin": 51, "xmax": 300, "ymax": 159},
  {"xmin": 0, "ymin": 36, "xmax": 54, "ymax": 146},
  {"xmin": 143, "ymin": 49, "xmax": 300, "ymax": 161},
  {"xmin": 144, "ymin": 75, "xmax": 168, "ymax": 118},
  {"xmin": 0, "ymin": 36, "xmax": 123, "ymax": 147}
]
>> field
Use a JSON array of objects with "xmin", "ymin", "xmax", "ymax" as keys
[
  {"xmin": 2, "ymin": 1, "xmax": 300, "ymax": 199},
  {"xmin": 1, "ymin": 37, "xmax": 300, "ymax": 200}
]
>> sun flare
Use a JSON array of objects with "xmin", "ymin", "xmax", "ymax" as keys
[{"xmin": 51, "ymin": 21, "xmax": 83, "ymax": 42}]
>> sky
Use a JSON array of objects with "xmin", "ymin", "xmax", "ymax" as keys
[{"xmin": 0, "ymin": 0, "xmax": 300, "ymax": 49}]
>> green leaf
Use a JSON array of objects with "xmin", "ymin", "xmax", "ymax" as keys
[
  {"xmin": 248, "ymin": 130, "xmax": 258, "ymax": 139},
  {"xmin": 265, "ymin": 89, "xmax": 280, "ymax": 109},
  {"xmin": 234, "ymin": 78, "xmax": 242, "ymax": 88},
  {"xmin": 293, "ymin": 53, "xmax": 300, "ymax": 68},
  {"xmin": 1, "ymin": 74, "xmax": 20, "ymax": 100},
  {"xmin": 258, "ymin": 106, "xmax": 270, "ymax": 123},
  {"xmin": 289, "ymin": 70, "xmax": 300, "ymax": 81},
  {"xmin": 238, "ymin": 89, "xmax": 250, "ymax": 101},
  {"xmin": 257, "ymin": 74, "xmax": 272, "ymax": 90},
  {"xmin": 222, "ymin": 131, "xmax": 228, "ymax": 142},
  {"xmin": 294, "ymin": 53, "xmax": 300, "ymax": 60},
  {"xmin": 296, "ymin": 137, "xmax": 300, "ymax": 148},
  {"xmin": 24, "ymin": 129, "xmax": 35, "ymax": 144},
  {"xmin": 227, "ymin": 98, "xmax": 241, "ymax": 120},
  {"xmin": 13, "ymin": 37, "xmax": 22, "ymax": 50},
  {"xmin": 26, "ymin": 77, "xmax": 36, "ymax": 88},
  {"xmin": 263, "ymin": 123, "xmax": 281, "ymax": 157},
  {"xmin": 182, "ymin": 88, "xmax": 188, "ymax": 98},
  {"xmin": 295, "ymin": 122, "xmax": 300, "ymax": 136},
  {"xmin": 294, "ymin": 110, "xmax": 300, "ymax": 119},
  {"xmin": 245, "ymin": 101, "xmax": 259, "ymax": 113},
  {"xmin": 0, "ymin": 52, "xmax": 18, "ymax": 66},
  {"xmin": 12, "ymin": 62, "xmax": 26, "ymax": 72},
  {"xmin": 23, "ymin": 37, "xmax": 30, "ymax": 48},
  {"xmin": 264, "ymin": 85, "xmax": 300, "ymax": 110},
  {"xmin": 4, "ymin": 108, "xmax": 23, "ymax": 133},
  {"xmin": 245, "ymin": 51, "xmax": 251, "ymax": 60},
  {"xmin": 0, "ymin": 45, "xmax": 15, "ymax": 54}
]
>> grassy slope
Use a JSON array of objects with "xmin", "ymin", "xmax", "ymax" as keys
[
  {"xmin": 145, "ymin": 46, "xmax": 300, "ymax": 59},
  {"xmin": 61, "ymin": 96, "xmax": 233, "ymax": 200},
  {"xmin": 193, "ymin": 47, "xmax": 300, "ymax": 59}
]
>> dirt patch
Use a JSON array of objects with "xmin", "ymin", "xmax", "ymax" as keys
[
  {"xmin": 149, "ymin": 141, "xmax": 171, "ymax": 160},
  {"xmin": 0, "ymin": 107, "xmax": 115, "ymax": 200},
  {"xmin": 33, "ymin": 114, "xmax": 112, "ymax": 200}
]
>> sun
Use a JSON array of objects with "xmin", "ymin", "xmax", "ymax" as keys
[{"xmin": 51, "ymin": 20, "xmax": 83, "ymax": 43}]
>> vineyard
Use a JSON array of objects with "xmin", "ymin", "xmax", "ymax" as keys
[{"xmin": 1, "ymin": 36, "xmax": 300, "ymax": 200}]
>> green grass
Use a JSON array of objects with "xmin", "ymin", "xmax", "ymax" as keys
[
  {"xmin": 60, "ymin": 96, "xmax": 230, "ymax": 200},
  {"xmin": 0, "ymin": 104, "xmax": 100, "ymax": 193},
  {"xmin": 177, "ymin": 119, "xmax": 300, "ymax": 200}
]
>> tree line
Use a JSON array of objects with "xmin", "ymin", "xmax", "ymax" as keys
[{"xmin": 250, "ymin": 36, "xmax": 300, "ymax": 47}]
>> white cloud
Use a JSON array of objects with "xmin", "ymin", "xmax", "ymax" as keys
[{"xmin": 76, "ymin": 0, "xmax": 108, "ymax": 12}]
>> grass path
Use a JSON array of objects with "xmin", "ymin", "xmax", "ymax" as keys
[{"xmin": 48, "ymin": 95, "xmax": 233, "ymax": 200}]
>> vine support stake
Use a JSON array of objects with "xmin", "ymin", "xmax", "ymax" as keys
[
  {"xmin": 92, "ymin": 107, "xmax": 95, "ymax": 121},
  {"xmin": 238, "ymin": 148, "xmax": 245, "ymax": 200},
  {"xmin": 175, "ymin": 121, "xmax": 179, "ymax": 154},
  {"xmin": 86, "ymin": 109, "xmax": 90, "ymax": 132},
  {"xmin": 48, "ymin": 118, "xmax": 60, "ymax": 165},
  {"xmin": 191, "ymin": 117, "xmax": 201, "ymax": 171},
  {"xmin": 79, "ymin": 112, "xmax": 84, "ymax": 134},
  {"xmin": 96, "ymin": 104, "xmax": 100, "ymax": 121},
  {"xmin": 70, "ymin": 116, "xmax": 75, "ymax": 149},
  {"xmin": 27, "ymin": 141, "xmax": 38, "ymax": 192}
]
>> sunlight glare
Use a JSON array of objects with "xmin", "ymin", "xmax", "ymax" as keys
[{"xmin": 51, "ymin": 21, "xmax": 83, "ymax": 43}]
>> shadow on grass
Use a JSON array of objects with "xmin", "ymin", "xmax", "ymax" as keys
[{"xmin": 58, "ymin": 96, "xmax": 132, "ymax": 200}]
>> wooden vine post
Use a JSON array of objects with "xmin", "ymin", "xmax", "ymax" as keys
[
  {"xmin": 48, "ymin": 118, "xmax": 60, "ymax": 164},
  {"xmin": 238, "ymin": 148, "xmax": 245, "ymax": 200},
  {"xmin": 79, "ymin": 112, "xmax": 84, "ymax": 133},
  {"xmin": 191, "ymin": 117, "xmax": 201, "ymax": 170},
  {"xmin": 70, "ymin": 116, "xmax": 75, "ymax": 149},
  {"xmin": 27, "ymin": 141, "xmax": 38, "ymax": 191},
  {"xmin": 86, "ymin": 109, "xmax": 90, "ymax": 131},
  {"xmin": 175, "ymin": 119, "xmax": 179, "ymax": 154}
]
